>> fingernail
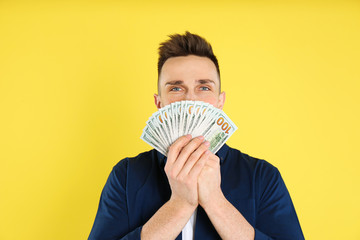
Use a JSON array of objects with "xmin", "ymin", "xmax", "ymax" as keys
[
  {"xmin": 204, "ymin": 141, "xmax": 210, "ymax": 146},
  {"xmin": 198, "ymin": 136, "xmax": 204, "ymax": 140}
]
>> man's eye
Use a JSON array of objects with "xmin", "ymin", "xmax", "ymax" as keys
[
  {"xmin": 200, "ymin": 86, "xmax": 210, "ymax": 91},
  {"xmin": 170, "ymin": 87, "xmax": 182, "ymax": 92}
]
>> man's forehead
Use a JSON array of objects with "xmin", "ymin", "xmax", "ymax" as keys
[
  {"xmin": 157, "ymin": 55, "xmax": 221, "ymax": 92},
  {"xmin": 159, "ymin": 61, "xmax": 220, "ymax": 85},
  {"xmin": 161, "ymin": 55, "xmax": 217, "ymax": 73}
]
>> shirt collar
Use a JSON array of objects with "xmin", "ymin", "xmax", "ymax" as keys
[{"xmin": 156, "ymin": 144, "xmax": 230, "ymax": 165}]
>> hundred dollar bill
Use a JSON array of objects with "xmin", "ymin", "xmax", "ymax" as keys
[
  {"xmin": 140, "ymin": 128, "xmax": 167, "ymax": 156},
  {"xmin": 202, "ymin": 111, "xmax": 237, "ymax": 153},
  {"xmin": 141, "ymin": 100, "xmax": 238, "ymax": 156}
]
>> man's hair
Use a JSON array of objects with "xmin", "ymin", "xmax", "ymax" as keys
[{"xmin": 157, "ymin": 31, "xmax": 220, "ymax": 93}]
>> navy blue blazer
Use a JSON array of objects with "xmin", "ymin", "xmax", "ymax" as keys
[{"xmin": 89, "ymin": 144, "xmax": 304, "ymax": 239}]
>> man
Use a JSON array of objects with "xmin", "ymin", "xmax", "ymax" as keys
[{"xmin": 89, "ymin": 32, "xmax": 304, "ymax": 240}]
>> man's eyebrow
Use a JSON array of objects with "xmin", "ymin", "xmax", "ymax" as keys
[
  {"xmin": 197, "ymin": 79, "xmax": 216, "ymax": 85},
  {"xmin": 165, "ymin": 80, "xmax": 184, "ymax": 86},
  {"xmin": 164, "ymin": 79, "xmax": 216, "ymax": 86}
]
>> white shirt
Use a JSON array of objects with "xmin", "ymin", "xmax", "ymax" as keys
[{"xmin": 182, "ymin": 208, "xmax": 197, "ymax": 240}]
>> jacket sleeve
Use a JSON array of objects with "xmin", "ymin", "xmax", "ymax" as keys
[
  {"xmin": 254, "ymin": 161, "xmax": 305, "ymax": 240},
  {"xmin": 88, "ymin": 159, "xmax": 142, "ymax": 240}
]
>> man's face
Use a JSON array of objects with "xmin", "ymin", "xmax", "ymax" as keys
[{"xmin": 154, "ymin": 55, "xmax": 225, "ymax": 109}]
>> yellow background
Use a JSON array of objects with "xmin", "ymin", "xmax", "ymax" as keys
[{"xmin": 1, "ymin": 1, "xmax": 359, "ymax": 239}]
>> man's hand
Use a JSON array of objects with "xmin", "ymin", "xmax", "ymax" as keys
[
  {"xmin": 165, "ymin": 135, "xmax": 210, "ymax": 208},
  {"xmin": 141, "ymin": 135, "xmax": 210, "ymax": 240},
  {"xmin": 198, "ymin": 153, "xmax": 223, "ymax": 208},
  {"xmin": 143, "ymin": 137, "xmax": 255, "ymax": 240}
]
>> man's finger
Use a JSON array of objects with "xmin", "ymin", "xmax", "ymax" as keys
[
  {"xmin": 166, "ymin": 134, "xmax": 192, "ymax": 165},
  {"xmin": 188, "ymin": 150, "xmax": 210, "ymax": 179},
  {"xmin": 206, "ymin": 153, "xmax": 220, "ymax": 168},
  {"xmin": 171, "ymin": 136, "xmax": 204, "ymax": 174},
  {"xmin": 178, "ymin": 141, "xmax": 210, "ymax": 177}
]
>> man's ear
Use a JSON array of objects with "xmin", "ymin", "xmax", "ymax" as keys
[
  {"xmin": 218, "ymin": 91, "xmax": 226, "ymax": 110},
  {"xmin": 154, "ymin": 94, "xmax": 162, "ymax": 109}
]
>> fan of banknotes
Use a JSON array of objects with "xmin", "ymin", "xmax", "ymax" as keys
[{"xmin": 141, "ymin": 100, "xmax": 237, "ymax": 156}]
